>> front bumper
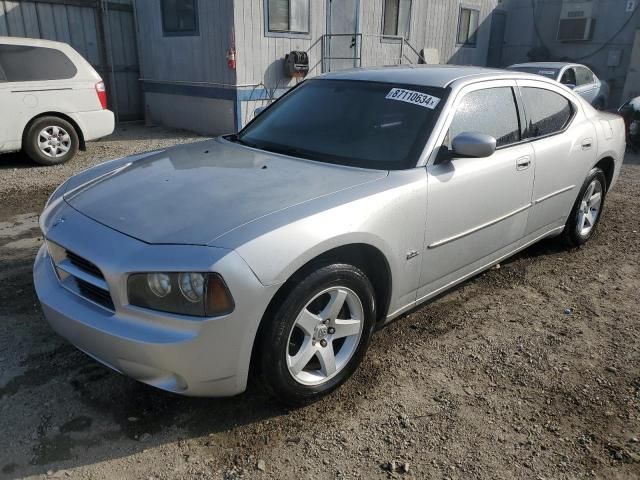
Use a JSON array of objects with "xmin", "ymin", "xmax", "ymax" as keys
[{"xmin": 34, "ymin": 203, "xmax": 277, "ymax": 397}]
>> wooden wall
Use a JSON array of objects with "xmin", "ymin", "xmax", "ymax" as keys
[
  {"xmin": 234, "ymin": 0, "xmax": 498, "ymax": 91},
  {"xmin": 233, "ymin": 0, "xmax": 326, "ymax": 89},
  {"xmin": 135, "ymin": 0, "xmax": 236, "ymax": 86}
]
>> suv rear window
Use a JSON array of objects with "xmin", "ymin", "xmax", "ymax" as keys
[{"xmin": 0, "ymin": 45, "xmax": 77, "ymax": 82}]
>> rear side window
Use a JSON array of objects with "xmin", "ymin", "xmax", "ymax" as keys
[
  {"xmin": 448, "ymin": 87, "xmax": 521, "ymax": 148},
  {"xmin": 0, "ymin": 45, "xmax": 77, "ymax": 82},
  {"xmin": 521, "ymin": 87, "xmax": 573, "ymax": 138},
  {"xmin": 576, "ymin": 67, "xmax": 594, "ymax": 86}
]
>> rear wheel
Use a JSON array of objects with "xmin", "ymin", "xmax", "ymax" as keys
[
  {"xmin": 24, "ymin": 116, "xmax": 79, "ymax": 165},
  {"xmin": 561, "ymin": 167, "xmax": 607, "ymax": 247},
  {"xmin": 257, "ymin": 263, "xmax": 376, "ymax": 405}
]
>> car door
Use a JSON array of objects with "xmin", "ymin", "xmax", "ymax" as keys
[
  {"xmin": 0, "ymin": 45, "xmax": 21, "ymax": 151},
  {"xmin": 574, "ymin": 66, "xmax": 597, "ymax": 104},
  {"xmin": 417, "ymin": 81, "xmax": 535, "ymax": 300},
  {"xmin": 517, "ymin": 80, "xmax": 597, "ymax": 236}
]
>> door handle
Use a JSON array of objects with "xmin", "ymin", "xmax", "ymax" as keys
[
  {"xmin": 516, "ymin": 156, "xmax": 531, "ymax": 171},
  {"xmin": 581, "ymin": 138, "xmax": 593, "ymax": 150}
]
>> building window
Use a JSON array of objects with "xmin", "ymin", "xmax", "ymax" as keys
[
  {"xmin": 161, "ymin": 0, "xmax": 198, "ymax": 36},
  {"xmin": 383, "ymin": 0, "xmax": 412, "ymax": 38},
  {"xmin": 267, "ymin": 0, "xmax": 310, "ymax": 34},
  {"xmin": 457, "ymin": 7, "xmax": 479, "ymax": 46}
]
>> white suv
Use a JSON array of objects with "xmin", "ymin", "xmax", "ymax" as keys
[{"xmin": 0, "ymin": 37, "xmax": 115, "ymax": 165}]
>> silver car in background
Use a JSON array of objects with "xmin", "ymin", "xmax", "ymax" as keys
[
  {"xmin": 507, "ymin": 62, "xmax": 609, "ymax": 110},
  {"xmin": 34, "ymin": 66, "xmax": 625, "ymax": 405}
]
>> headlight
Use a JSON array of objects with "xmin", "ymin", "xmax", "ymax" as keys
[{"xmin": 128, "ymin": 272, "xmax": 234, "ymax": 317}]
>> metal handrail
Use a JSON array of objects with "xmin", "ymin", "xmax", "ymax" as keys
[{"xmin": 322, "ymin": 33, "xmax": 426, "ymax": 72}]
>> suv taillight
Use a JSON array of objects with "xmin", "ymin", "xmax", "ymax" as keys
[{"xmin": 95, "ymin": 81, "xmax": 107, "ymax": 109}]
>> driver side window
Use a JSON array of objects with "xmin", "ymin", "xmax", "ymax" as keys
[{"xmin": 445, "ymin": 87, "xmax": 521, "ymax": 150}]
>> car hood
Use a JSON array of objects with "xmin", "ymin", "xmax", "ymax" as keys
[{"xmin": 64, "ymin": 138, "xmax": 388, "ymax": 245}]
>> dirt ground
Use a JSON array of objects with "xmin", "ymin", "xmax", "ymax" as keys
[{"xmin": 0, "ymin": 126, "xmax": 639, "ymax": 480}]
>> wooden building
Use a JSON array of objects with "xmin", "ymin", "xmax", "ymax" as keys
[
  {"xmin": 1, "ymin": 0, "xmax": 507, "ymax": 133},
  {"xmin": 135, "ymin": 0, "xmax": 504, "ymax": 134}
]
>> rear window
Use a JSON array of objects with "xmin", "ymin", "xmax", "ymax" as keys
[
  {"xmin": 521, "ymin": 87, "xmax": 573, "ymax": 138},
  {"xmin": 0, "ymin": 45, "xmax": 77, "ymax": 82}
]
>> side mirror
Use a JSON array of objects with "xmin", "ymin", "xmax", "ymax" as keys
[
  {"xmin": 451, "ymin": 132, "xmax": 496, "ymax": 158},
  {"xmin": 254, "ymin": 106, "xmax": 266, "ymax": 117}
]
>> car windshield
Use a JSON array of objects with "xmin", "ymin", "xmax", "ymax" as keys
[
  {"xmin": 234, "ymin": 79, "xmax": 448, "ymax": 170},
  {"xmin": 509, "ymin": 66, "xmax": 559, "ymax": 80}
]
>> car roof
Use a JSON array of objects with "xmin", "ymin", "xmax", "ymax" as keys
[
  {"xmin": 0, "ymin": 35, "xmax": 71, "ymax": 50},
  {"xmin": 318, "ymin": 64, "xmax": 544, "ymax": 88},
  {"xmin": 508, "ymin": 62, "xmax": 583, "ymax": 69}
]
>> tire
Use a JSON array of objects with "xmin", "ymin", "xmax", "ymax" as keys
[
  {"xmin": 257, "ymin": 263, "xmax": 376, "ymax": 406},
  {"xmin": 561, "ymin": 167, "xmax": 607, "ymax": 247},
  {"xmin": 23, "ymin": 116, "xmax": 79, "ymax": 166}
]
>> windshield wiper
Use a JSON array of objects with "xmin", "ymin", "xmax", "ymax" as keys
[{"xmin": 226, "ymin": 133, "xmax": 259, "ymax": 149}]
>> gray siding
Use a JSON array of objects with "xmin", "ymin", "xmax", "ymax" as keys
[
  {"xmin": 135, "ymin": 0, "xmax": 236, "ymax": 86},
  {"xmin": 359, "ymin": 0, "xmax": 496, "ymax": 67},
  {"xmin": 233, "ymin": 0, "xmax": 326, "ymax": 88},
  {"xmin": 234, "ymin": 0, "xmax": 498, "ymax": 126},
  {"xmin": 234, "ymin": 0, "xmax": 498, "ymax": 90}
]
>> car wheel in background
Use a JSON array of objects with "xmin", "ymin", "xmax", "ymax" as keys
[
  {"xmin": 24, "ymin": 116, "xmax": 79, "ymax": 166},
  {"xmin": 561, "ymin": 167, "xmax": 607, "ymax": 247},
  {"xmin": 257, "ymin": 263, "xmax": 376, "ymax": 405}
]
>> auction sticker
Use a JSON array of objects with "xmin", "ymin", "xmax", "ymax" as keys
[{"xmin": 385, "ymin": 88, "xmax": 440, "ymax": 109}]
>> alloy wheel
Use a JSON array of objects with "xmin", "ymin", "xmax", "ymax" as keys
[
  {"xmin": 577, "ymin": 178, "xmax": 603, "ymax": 236},
  {"xmin": 286, "ymin": 286, "xmax": 364, "ymax": 386}
]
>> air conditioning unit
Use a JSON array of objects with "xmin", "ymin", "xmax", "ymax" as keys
[{"xmin": 557, "ymin": 0, "xmax": 596, "ymax": 42}]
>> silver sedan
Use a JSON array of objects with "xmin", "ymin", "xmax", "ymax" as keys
[
  {"xmin": 507, "ymin": 62, "xmax": 609, "ymax": 109},
  {"xmin": 34, "ymin": 66, "xmax": 625, "ymax": 405}
]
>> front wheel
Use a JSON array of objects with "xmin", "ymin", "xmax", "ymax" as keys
[
  {"xmin": 257, "ymin": 263, "xmax": 376, "ymax": 405},
  {"xmin": 561, "ymin": 167, "xmax": 607, "ymax": 247}
]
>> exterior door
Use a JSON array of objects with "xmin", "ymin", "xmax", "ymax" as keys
[
  {"xmin": 417, "ymin": 82, "xmax": 535, "ymax": 299},
  {"xmin": 487, "ymin": 11, "xmax": 506, "ymax": 67},
  {"xmin": 325, "ymin": 0, "xmax": 359, "ymax": 72}
]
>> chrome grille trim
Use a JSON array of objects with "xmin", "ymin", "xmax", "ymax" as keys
[{"xmin": 46, "ymin": 240, "xmax": 115, "ymax": 312}]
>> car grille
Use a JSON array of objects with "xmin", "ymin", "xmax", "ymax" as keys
[
  {"xmin": 47, "ymin": 241, "xmax": 115, "ymax": 312},
  {"xmin": 65, "ymin": 249, "xmax": 104, "ymax": 279},
  {"xmin": 75, "ymin": 277, "xmax": 115, "ymax": 310}
]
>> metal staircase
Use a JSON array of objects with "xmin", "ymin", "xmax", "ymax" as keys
[{"xmin": 322, "ymin": 33, "xmax": 426, "ymax": 72}]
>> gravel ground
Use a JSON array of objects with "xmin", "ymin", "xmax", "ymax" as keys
[
  {"xmin": 0, "ymin": 127, "xmax": 639, "ymax": 479},
  {"xmin": 0, "ymin": 125, "xmax": 204, "ymax": 216}
]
